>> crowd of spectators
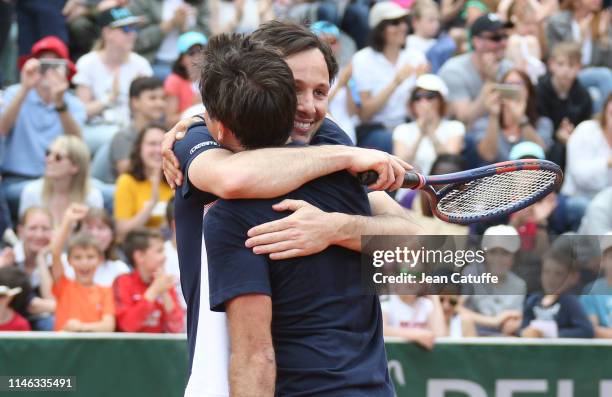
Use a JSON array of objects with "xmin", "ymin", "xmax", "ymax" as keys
[{"xmin": 0, "ymin": 0, "xmax": 610, "ymax": 347}]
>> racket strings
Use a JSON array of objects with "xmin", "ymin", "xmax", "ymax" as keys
[{"xmin": 437, "ymin": 169, "xmax": 558, "ymax": 219}]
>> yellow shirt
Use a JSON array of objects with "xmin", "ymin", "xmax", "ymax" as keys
[{"xmin": 114, "ymin": 174, "xmax": 174, "ymax": 228}]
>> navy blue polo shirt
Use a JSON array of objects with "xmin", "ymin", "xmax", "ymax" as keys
[
  {"xmin": 173, "ymin": 118, "xmax": 355, "ymax": 372},
  {"xmin": 204, "ymin": 169, "xmax": 394, "ymax": 396}
]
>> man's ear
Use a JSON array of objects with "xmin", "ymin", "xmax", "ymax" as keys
[{"xmin": 217, "ymin": 122, "xmax": 233, "ymax": 142}]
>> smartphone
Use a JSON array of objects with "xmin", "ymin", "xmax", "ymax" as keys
[
  {"xmin": 492, "ymin": 83, "xmax": 522, "ymax": 100},
  {"xmin": 39, "ymin": 58, "xmax": 67, "ymax": 74}
]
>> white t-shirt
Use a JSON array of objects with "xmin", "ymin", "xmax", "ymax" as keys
[
  {"xmin": 157, "ymin": 0, "xmax": 197, "ymax": 62},
  {"xmin": 18, "ymin": 178, "xmax": 104, "ymax": 217},
  {"xmin": 184, "ymin": 224, "xmax": 229, "ymax": 397},
  {"xmin": 405, "ymin": 35, "xmax": 435, "ymax": 56},
  {"xmin": 393, "ymin": 119, "xmax": 465, "ymax": 174},
  {"xmin": 352, "ymin": 47, "xmax": 426, "ymax": 129},
  {"xmin": 216, "ymin": 0, "xmax": 261, "ymax": 33},
  {"xmin": 164, "ymin": 240, "xmax": 186, "ymax": 310},
  {"xmin": 381, "ymin": 295, "xmax": 434, "ymax": 329},
  {"xmin": 328, "ymin": 85, "xmax": 357, "ymax": 144},
  {"xmin": 73, "ymin": 51, "xmax": 153, "ymax": 126},
  {"xmin": 63, "ymin": 257, "xmax": 130, "ymax": 287}
]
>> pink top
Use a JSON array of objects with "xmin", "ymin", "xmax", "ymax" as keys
[{"xmin": 164, "ymin": 73, "xmax": 198, "ymax": 113}]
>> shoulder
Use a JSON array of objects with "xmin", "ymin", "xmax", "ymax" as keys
[
  {"xmin": 570, "ymin": 120, "xmax": 600, "ymax": 141},
  {"xmin": 129, "ymin": 53, "xmax": 153, "ymax": 70},
  {"xmin": 352, "ymin": 47, "xmax": 374, "ymax": 63},
  {"xmin": 22, "ymin": 178, "xmax": 44, "ymax": 194},
  {"xmin": 393, "ymin": 122, "xmax": 418, "ymax": 139},
  {"xmin": 401, "ymin": 48, "xmax": 427, "ymax": 64},
  {"xmin": 311, "ymin": 117, "xmax": 353, "ymax": 146},
  {"xmin": 75, "ymin": 52, "xmax": 98, "ymax": 68},
  {"xmin": 116, "ymin": 173, "xmax": 138, "ymax": 187},
  {"xmin": 173, "ymin": 122, "xmax": 222, "ymax": 165},
  {"xmin": 506, "ymin": 271, "xmax": 527, "ymax": 289}
]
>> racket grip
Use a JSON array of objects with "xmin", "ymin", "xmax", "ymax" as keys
[{"xmin": 403, "ymin": 172, "xmax": 422, "ymax": 189}]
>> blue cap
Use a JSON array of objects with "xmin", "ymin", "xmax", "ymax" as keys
[
  {"xmin": 178, "ymin": 31, "xmax": 208, "ymax": 54},
  {"xmin": 310, "ymin": 21, "xmax": 340, "ymax": 38},
  {"xmin": 509, "ymin": 141, "xmax": 545, "ymax": 160}
]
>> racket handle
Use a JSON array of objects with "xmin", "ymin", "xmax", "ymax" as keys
[{"xmin": 357, "ymin": 171, "xmax": 422, "ymax": 189}]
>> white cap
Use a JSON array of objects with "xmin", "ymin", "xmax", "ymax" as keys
[
  {"xmin": 482, "ymin": 225, "xmax": 520, "ymax": 253},
  {"xmin": 415, "ymin": 74, "xmax": 449, "ymax": 99},
  {"xmin": 369, "ymin": 1, "xmax": 409, "ymax": 28},
  {"xmin": 0, "ymin": 285, "xmax": 23, "ymax": 297},
  {"xmin": 601, "ymin": 232, "xmax": 612, "ymax": 253}
]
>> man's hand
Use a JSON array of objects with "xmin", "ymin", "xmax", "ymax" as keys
[
  {"xmin": 162, "ymin": 116, "xmax": 201, "ymax": 188},
  {"xmin": 495, "ymin": 310, "xmax": 522, "ymax": 327},
  {"xmin": 63, "ymin": 203, "xmax": 90, "ymax": 226},
  {"xmin": 63, "ymin": 318, "xmax": 84, "ymax": 332},
  {"xmin": 0, "ymin": 247, "xmax": 15, "ymax": 268},
  {"xmin": 346, "ymin": 147, "xmax": 412, "ymax": 191},
  {"xmin": 46, "ymin": 67, "xmax": 69, "ymax": 107},
  {"xmin": 245, "ymin": 199, "xmax": 335, "ymax": 260},
  {"xmin": 21, "ymin": 58, "xmax": 42, "ymax": 90},
  {"xmin": 555, "ymin": 118, "xmax": 574, "ymax": 144}
]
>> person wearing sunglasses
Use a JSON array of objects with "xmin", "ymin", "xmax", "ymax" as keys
[
  {"xmin": 351, "ymin": 1, "xmax": 429, "ymax": 154},
  {"xmin": 18, "ymin": 135, "xmax": 104, "ymax": 227},
  {"xmin": 73, "ymin": 6, "xmax": 153, "ymax": 156},
  {"xmin": 164, "ymin": 31, "xmax": 207, "ymax": 126},
  {"xmin": 393, "ymin": 74, "xmax": 465, "ymax": 175}
]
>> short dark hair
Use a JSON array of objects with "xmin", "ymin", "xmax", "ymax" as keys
[
  {"xmin": 200, "ymin": 33, "xmax": 296, "ymax": 149},
  {"xmin": 251, "ymin": 20, "xmax": 339, "ymax": 83},
  {"xmin": 122, "ymin": 228, "xmax": 164, "ymax": 267},
  {"xmin": 129, "ymin": 76, "xmax": 163, "ymax": 99},
  {"xmin": 0, "ymin": 266, "xmax": 31, "ymax": 313}
]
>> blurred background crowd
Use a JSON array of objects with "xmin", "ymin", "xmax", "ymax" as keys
[{"xmin": 0, "ymin": 0, "xmax": 611, "ymax": 348}]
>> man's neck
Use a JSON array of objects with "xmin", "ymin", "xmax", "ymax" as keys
[
  {"xmin": 132, "ymin": 113, "xmax": 149, "ymax": 133},
  {"xmin": 34, "ymin": 85, "xmax": 52, "ymax": 105}
]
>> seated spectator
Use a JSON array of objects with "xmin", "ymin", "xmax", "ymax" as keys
[
  {"xmin": 93, "ymin": 77, "xmax": 166, "ymax": 184},
  {"xmin": 19, "ymin": 136, "xmax": 103, "ymax": 226},
  {"xmin": 504, "ymin": 0, "xmax": 547, "ymax": 83},
  {"xmin": 113, "ymin": 228, "xmax": 184, "ymax": 333},
  {"xmin": 562, "ymin": 93, "xmax": 612, "ymax": 200},
  {"xmin": 129, "ymin": 0, "xmax": 210, "ymax": 80},
  {"xmin": 439, "ymin": 13, "xmax": 512, "ymax": 132},
  {"xmin": 393, "ymin": 74, "xmax": 465, "ymax": 174},
  {"xmin": 476, "ymin": 69, "xmax": 552, "ymax": 164},
  {"xmin": 74, "ymin": 6, "xmax": 153, "ymax": 154},
  {"xmin": 579, "ymin": 187, "xmax": 612, "ymax": 235},
  {"xmin": 352, "ymin": 1, "xmax": 427, "ymax": 153},
  {"xmin": 312, "ymin": 21, "xmax": 359, "ymax": 144},
  {"xmin": 209, "ymin": 0, "xmax": 274, "ymax": 35},
  {"xmin": 163, "ymin": 200, "xmax": 185, "ymax": 310},
  {"xmin": 0, "ymin": 267, "xmax": 31, "ymax": 331},
  {"xmin": 382, "ymin": 293, "xmax": 446, "ymax": 350},
  {"xmin": 64, "ymin": 208, "xmax": 130, "ymax": 288},
  {"xmin": 164, "ymin": 32, "xmax": 206, "ymax": 126},
  {"xmin": 49, "ymin": 203, "xmax": 116, "ymax": 332},
  {"xmin": 13, "ymin": 207, "xmax": 56, "ymax": 330},
  {"xmin": 537, "ymin": 42, "xmax": 593, "ymax": 170},
  {"xmin": 460, "ymin": 225, "xmax": 526, "ymax": 336},
  {"xmin": 521, "ymin": 241, "xmax": 594, "ymax": 338},
  {"xmin": 406, "ymin": 0, "xmax": 441, "ymax": 56},
  {"xmin": 114, "ymin": 124, "xmax": 173, "ymax": 239},
  {"xmin": 0, "ymin": 36, "xmax": 85, "ymax": 220},
  {"xmin": 581, "ymin": 234, "xmax": 612, "ymax": 338},
  {"xmin": 546, "ymin": 0, "xmax": 612, "ymax": 113},
  {"xmin": 441, "ymin": 294, "xmax": 477, "ymax": 337}
]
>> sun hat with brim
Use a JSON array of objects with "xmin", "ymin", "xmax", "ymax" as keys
[
  {"xmin": 97, "ymin": 7, "xmax": 144, "ymax": 28},
  {"xmin": 0, "ymin": 286, "xmax": 23, "ymax": 297},
  {"xmin": 28, "ymin": 36, "xmax": 77, "ymax": 80},
  {"xmin": 178, "ymin": 31, "xmax": 208, "ymax": 54},
  {"xmin": 414, "ymin": 74, "xmax": 449, "ymax": 99},
  {"xmin": 481, "ymin": 225, "xmax": 520, "ymax": 253},
  {"xmin": 369, "ymin": 1, "xmax": 410, "ymax": 29},
  {"xmin": 509, "ymin": 141, "xmax": 545, "ymax": 160}
]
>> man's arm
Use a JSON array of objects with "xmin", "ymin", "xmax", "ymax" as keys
[
  {"xmin": 227, "ymin": 294, "xmax": 275, "ymax": 397},
  {"xmin": 0, "ymin": 59, "xmax": 41, "ymax": 135},
  {"xmin": 245, "ymin": 191, "xmax": 423, "ymax": 260}
]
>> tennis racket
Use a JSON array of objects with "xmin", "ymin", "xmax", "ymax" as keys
[{"xmin": 358, "ymin": 159, "xmax": 563, "ymax": 225}]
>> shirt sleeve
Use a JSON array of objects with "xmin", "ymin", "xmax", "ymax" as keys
[
  {"xmin": 439, "ymin": 61, "xmax": 470, "ymax": 102},
  {"xmin": 113, "ymin": 174, "xmax": 137, "ymax": 221},
  {"xmin": 109, "ymin": 132, "xmax": 133, "ymax": 164},
  {"xmin": 172, "ymin": 122, "xmax": 222, "ymax": 201},
  {"xmin": 204, "ymin": 202, "xmax": 272, "ymax": 312},
  {"xmin": 52, "ymin": 275, "xmax": 69, "ymax": 298}
]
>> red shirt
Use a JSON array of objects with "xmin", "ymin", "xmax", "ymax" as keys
[
  {"xmin": 0, "ymin": 311, "xmax": 31, "ymax": 331},
  {"xmin": 113, "ymin": 272, "xmax": 184, "ymax": 333}
]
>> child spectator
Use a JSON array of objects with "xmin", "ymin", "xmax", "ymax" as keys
[
  {"xmin": 441, "ymin": 294, "xmax": 477, "ymax": 337},
  {"xmin": 521, "ymin": 240, "xmax": 594, "ymax": 338},
  {"xmin": 114, "ymin": 124, "xmax": 173, "ymax": 239},
  {"xmin": 113, "ymin": 228, "xmax": 184, "ymax": 333},
  {"xmin": 73, "ymin": 6, "xmax": 153, "ymax": 154},
  {"xmin": 536, "ymin": 42, "xmax": 592, "ymax": 170},
  {"xmin": 164, "ymin": 32, "xmax": 206, "ymax": 126},
  {"xmin": 92, "ymin": 77, "xmax": 166, "ymax": 184},
  {"xmin": 460, "ymin": 225, "xmax": 526, "ymax": 335},
  {"xmin": 19, "ymin": 135, "xmax": 103, "ymax": 226},
  {"xmin": 64, "ymin": 208, "xmax": 130, "ymax": 288},
  {"xmin": 0, "ymin": 36, "xmax": 85, "ymax": 219},
  {"xmin": 382, "ymin": 294, "xmax": 446, "ymax": 350},
  {"xmin": 50, "ymin": 203, "xmax": 115, "ymax": 332},
  {"xmin": 163, "ymin": 200, "xmax": 185, "ymax": 309},
  {"xmin": 580, "ymin": 233, "xmax": 612, "ymax": 338},
  {"xmin": 0, "ymin": 266, "xmax": 31, "ymax": 331},
  {"xmin": 406, "ymin": 0, "xmax": 441, "ymax": 56}
]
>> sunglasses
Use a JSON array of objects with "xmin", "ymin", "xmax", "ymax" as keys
[
  {"xmin": 479, "ymin": 33, "xmax": 508, "ymax": 42},
  {"xmin": 119, "ymin": 25, "xmax": 139, "ymax": 34},
  {"xmin": 413, "ymin": 90, "xmax": 439, "ymax": 101},
  {"xmin": 45, "ymin": 149, "xmax": 67, "ymax": 162}
]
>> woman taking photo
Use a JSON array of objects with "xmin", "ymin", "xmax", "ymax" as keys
[{"xmin": 114, "ymin": 123, "xmax": 173, "ymax": 239}]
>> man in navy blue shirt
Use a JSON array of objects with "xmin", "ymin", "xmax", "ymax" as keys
[
  {"xmin": 192, "ymin": 32, "xmax": 393, "ymax": 396},
  {"xmin": 169, "ymin": 22, "xmax": 418, "ymax": 397}
]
